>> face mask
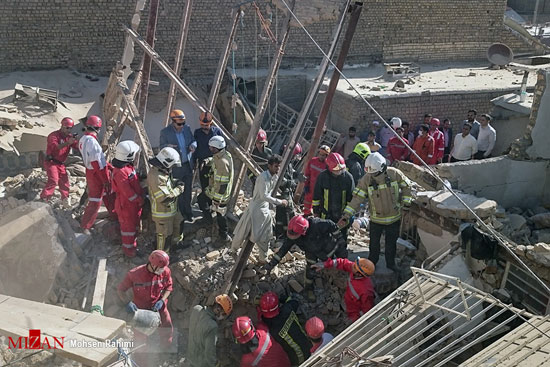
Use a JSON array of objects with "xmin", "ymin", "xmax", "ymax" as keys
[
  {"xmin": 418, "ymin": 131, "xmax": 423, "ymax": 136},
  {"xmin": 154, "ymin": 267, "xmax": 164, "ymax": 275}
]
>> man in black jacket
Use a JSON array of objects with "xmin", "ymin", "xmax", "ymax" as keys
[{"xmin": 345, "ymin": 142, "xmax": 371, "ymax": 184}]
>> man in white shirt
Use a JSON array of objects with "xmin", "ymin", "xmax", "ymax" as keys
[
  {"xmin": 449, "ymin": 123, "xmax": 477, "ymax": 162},
  {"xmin": 475, "ymin": 114, "xmax": 496, "ymax": 159},
  {"xmin": 335, "ymin": 126, "xmax": 361, "ymax": 158}
]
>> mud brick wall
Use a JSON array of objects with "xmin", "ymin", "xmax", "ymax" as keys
[{"xmin": 0, "ymin": 0, "xmax": 536, "ymax": 78}]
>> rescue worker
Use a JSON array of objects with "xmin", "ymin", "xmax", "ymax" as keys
[
  {"xmin": 117, "ymin": 250, "xmax": 173, "ymax": 347},
  {"xmin": 265, "ymin": 215, "xmax": 348, "ymax": 301},
  {"xmin": 111, "ymin": 141, "xmax": 144, "ymax": 258},
  {"xmin": 79, "ymin": 115, "xmax": 116, "ymax": 232},
  {"xmin": 257, "ymin": 292, "xmax": 311, "ymax": 366},
  {"xmin": 232, "ymin": 316, "xmax": 291, "ymax": 367},
  {"xmin": 197, "ymin": 136, "xmax": 233, "ymax": 242},
  {"xmin": 303, "ymin": 145, "xmax": 330, "ymax": 216},
  {"xmin": 187, "ymin": 294, "xmax": 233, "ymax": 367},
  {"xmin": 274, "ymin": 143, "xmax": 302, "ymax": 238},
  {"xmin": 339, "ymin": 152, "xmax": 412, "ymax": 271},
  {"xmin": 248, "ymin": 129, "xmax": 273, "ymax": 188},
  {"xmin": 345, "ymin": 142, "xmax": 371, "ymax": 184},
  {"xmin": 312, "ymin": 257, "xmax": 375, "ymax": 321},
  {"xmin": 429, "ymin": 118, "xmax": 445, "ymax": 164},
  {"xmin": 232, "ymin": 155, "xmax": 288, "ymax": 263},
  {"xmin": 412, "ymin": 124, "xmax": 434, "ymax": 165},
  {"xmin": 387, "ymin": 126, "xmax": 410, "ymax": 164},
  {"xmin": 147, "ymin": 147, "xmax": 185, "ymax": 252},
  {"xmin": 193, "ymin": 111, "xmax": 223, "ymax": 193},
  {"xmin": 40, "ymin": 117, "xmax": 78, "ymax": 207},
  {"xmin": 304, "ymin": 317, "xmax": 334, "ymax": 354},
  {"xmin": 312, "ymin": 152, "xmax": 354, "ymax": 242}
]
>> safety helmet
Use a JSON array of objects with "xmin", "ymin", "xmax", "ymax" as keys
[
  {"xmin": 319, "ymin": 145, "xmax": 331, "ymax": 155},
  {"xmin": 215, "ymin": 294, "xmax": 233, "ymax": 315},
  {"xmin": 149, "ymin": 250, "xmax": 169, "ymax": 268},
  {"xmin": 305, "ymin": 317, "xmax": 325, "ymax": 339},
  {"xmin": 170, "ymin": 109, "xmax": 186, "ymax": 120},
  {"xmin": 199, "ymin": 111, "xmax": 213, "ymax": 126},
  {"xmin": 61, "ymin": 117, "xmax": 75, "ymax": 128},
  {"xmin": 430, "ymin": 117, "xmax": 441, "ymax": 127},
  {"xmin": 209, "ymin": 135, "xmax": 226, "ymax": 150},
  {"xmin": 293, "ymin": 143, "xmax": 302, "ymax": 156},
  {"xmin": 287, "ymin": 215, "xmax": 309, "ymax": 238},
  {"xmin": 326, "ymin": 152, "xmax": 346, "ymax": 173},
  {"xmin": 232, "ymin": 316, "xmax": 256, "ymax": 344},
  {"xmin": 156, "ymin": 147, "xmax": 181, "ymax": 169},
  {"xmin": 364, "ymin": 152, "xmax": 386, "ymax": 174},
  {"xmin": 257, "ymin": 129, "xmax": 267, "ymax": 143},
  {"xmin": 353, "ymin": 257, "xmax": 375, "ymax": 277},
  {"xmin": 85, "ymin": 115, "xmax": 102, "ymax": 129},
  {"xmin": 115, "ymin": 140, "xmax": 140, "ymax": 162},
  {"xmin": 259, "ymin": 292, "xmax": 280, "ymax": 319},
  {"xmin": 390, "ymin": 117, "xmax": 402, "ymax": 129},
  {"xmin": 353, "ymin": 142, "xmax": 371, "ymax": 160}
]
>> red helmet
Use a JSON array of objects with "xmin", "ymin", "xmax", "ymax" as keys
[
  {"xmin": 430, "ymin": 118, "xmax": 441, "ymax": 127},
  {"xmin": 232, "ymin": 316, "xmax": 256, "ymax": 344},
  {"xmin": 326, "ymin": 152, "xmax": 346, "ymax": 172},
  {"xmin": 61, "ymin": 117, "xmax": 75, "ymax": 128},
  {"xmin": 259, "ymin": 292, "xmax": 280, "ymax": 318},
  {"xmin": 305, "ymin": 317, "xmax": 325, "ymax": 339},
  {"xmin": 85, "ymin": 115, "xmax": 102, "ymax": 129},
  {"xmin": 293, "ymin": 143, "xmax": 302, "ymax": 156},
  {"xmin": 149, "ymin": 250, "xmax": 169, "ymax": 268},
  {"xmin": 287, "ymin": 215, "xmax": 309, "ymax": 237},
  {"xmin": 257, "ymin": 129, "xmax": 267, "ymax": 143}
]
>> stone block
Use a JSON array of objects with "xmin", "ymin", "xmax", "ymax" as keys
[
  {"xmin": 205, "ymin": 250, "xmax": 220, "ymax": 261},
  {"xmin": 534, "ymin": 243, "xmax": 550, "ymax": 253},
  {"xmin": 507, "ymin": 213, "xmax": 526, "ymax": 231},
  {"xmin": 428, "ymin": 190, "xmax": 496, "ymax": 220},
  {"xmin": 288, "ymin": 279, "xmax": 304, "ymax": 293},
  {"xmin": 530, "ymin": 213, "xmax": 550, "ymax": 229}
]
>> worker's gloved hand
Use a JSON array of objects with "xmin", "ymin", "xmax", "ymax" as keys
[
  {"xmin": 337, "ymin": 217, "xmax": 348, "ymax": 229},
  {"xmin": 126, "ymin": 301, "xmax": 138, "ymax": 314},
  {"xmin": 280, "ymin": 199, "xmax": 288, "ymax": 207},
  {"xmin": 311, "ymin": 262, "xmax": 324, "ymax": 272},
  {"xmin": 152, "ymin": 300, "xmax": 164, "ymax": 312}
]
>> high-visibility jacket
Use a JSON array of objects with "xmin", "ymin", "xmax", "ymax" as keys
[
  {"xmin": 344, "ymin": 167, "xmax": 411, "ymax": 225},
  {"xmin": 323, "ymin": 258, "xmax": 375, "ymax": 321},
  {"xmin": 312, "ymin": 170, "xmax": 354, "ymax": 221},
  {"xmin": 240, "ymin": 328, "xmax": 291, "ymax": 367},
  {"xmin": 429, "ymin": 129, "xmax": 445, "ymax": 164},
  {"xmin": 147, "ymin": 166, "xmax": 183, "ymax": 219},
  {"xmin": 412, "ymin": 134, "xmax": 434, "ymax": 165},
  {"xmin": 206, "ymin": 149, "xmax": 233, "ymax": 204}
]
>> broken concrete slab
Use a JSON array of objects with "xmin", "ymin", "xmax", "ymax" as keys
[
  {"xmin": 420, "ymin": 190, "xmax": 497, "ymax": 220},
  {"xmin": 393, "ymin": 160, "xmax": 442, "ymax": 191},
  {"xmin": 530, "ymin": 212, "xmax": 550, "ymax": 229},
  {"xmin": 508, "ymin": 213, "xmax": 527, "ymax": 231}
]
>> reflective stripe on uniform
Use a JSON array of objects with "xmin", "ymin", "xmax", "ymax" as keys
[
  {"xmin": 252, "ymin": 333, "xmax": 271, "ymax": 367},
  {"xmin": 121, "ymin": 231, "xmax": 136, "ymax": 236},
  {"xmin": 122, "ymin": 243, "xmax": 135, "ymax": 248},
  {"xmin": 344, "ymin": 205, "xmax": 356, "ymax": 216},
  {"xmin": 128, "ymin": 194, "xmax": 138, "ymax": 201},
  {"xmin": 371, "ymin": 214, "xmax": 401, "ymax": 224},
  {"xmin": 312, "ymin": 200, "xmax": 321, "ymax": 206},
  {"xmin": 323, "ymin": 188, "xmax": 329, "ymax": 216},
  {"xmin": 353, "ymin": 187, "xmax": 367, "ymax": 198},
  {"xmin": 214, "ymin": 174, "xmax": 230, "ymax": 183},
  {"xmin": 89, "ymin": 197, "xmax": 102, "ymax": 202},
  {"xmin": 348, "ymin": 278, "xmax": 360, "ymax": 300},
  {"xmin": 311, "ymin": 165, "xmax": 324, "ymax": 172}
]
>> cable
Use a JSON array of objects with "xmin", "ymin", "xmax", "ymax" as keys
[{"xmin": 278, "ymin": 0, "xmax": 550, "ymax": 296}]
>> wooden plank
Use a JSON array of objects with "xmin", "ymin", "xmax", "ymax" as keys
[
  {"xmin": 91, "ymin": 258, "xmax": 108, "ymax": 315},
  {"xmin": 221, "ymin": 240, "xmax": 254, "ymax": 296},
  {"xmin": 71, "ymin": 314, "xmax": 125, "ymax": 340}
]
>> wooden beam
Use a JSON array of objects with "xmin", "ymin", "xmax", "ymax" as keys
[
  {"xmin": 91, "ymin": 258, "xmax": 108, "ymax": 315},
  {"xmin": 221, "ymin": 241, "xmax": 255, "ymax": 296},
  {"xmin": 137, "ymin": 0, "xmax": 160, "ymax": 118}
]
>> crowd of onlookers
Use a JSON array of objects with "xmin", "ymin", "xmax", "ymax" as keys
[{"xmin": 334, "ymin": 109, "xmax": 497, "ymax": 166}]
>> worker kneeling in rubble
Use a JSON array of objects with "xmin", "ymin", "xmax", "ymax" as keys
[
  {"xmin": 147, "ymin": 147, "xmax": 185, "ymax": 252},
  {"xmin": 312, "ymin": 257, "xmax": 375, "ymax": 321},
  {"xmin": 258, "ymin": 292, "xmax": 311, "ymax": 366},
  {"xmin": 117, "ymin": 250, "xmax": 173, "ymax": 347},
  {"xmin": 232, "ymin": 316, "xmax": 291, "ymax": 367},
  {"xmin": 265, "ymin": 215, "xmax": 347, "ymax": 301}
]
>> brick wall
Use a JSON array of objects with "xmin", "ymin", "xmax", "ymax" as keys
[{"xmin": 0, "ymin": 0, "xmax": 536, "ymax": 77}]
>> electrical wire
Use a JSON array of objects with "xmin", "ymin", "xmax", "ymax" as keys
[{"xmin": 277, "ymin": 0, "xmax": 550, "ymax": 296}]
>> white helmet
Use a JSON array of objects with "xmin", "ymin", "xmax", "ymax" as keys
[
  {"xmin": 391, "ymin": 117, "xmax": 402, "ymax": 129},
  {"xmin": 115, "ymin": 140, "xmax": 140, "ymax": 162},
  {"xmin": 364, "ymin": 152, "xmax": 386, "ymax": 174},
  {"xmin": 209, "ymin": 135, "xmax": 226, "ymax": 150},
  {"xmin": 156, "ymin": 147, "xmax": 181, "ymax": 169}
]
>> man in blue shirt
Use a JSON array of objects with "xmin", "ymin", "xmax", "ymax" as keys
[
  {"xmin": 193, "ymin": 111, "xmax": 223, "ymax": 192},
  {"xmin": 159, "ymin": 109, "xmax": 197, "ymax": 221}
]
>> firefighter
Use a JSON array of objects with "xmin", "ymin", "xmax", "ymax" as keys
[
  {"xmin": 248, "ymin": 129, "xmax": 273, "ymax": 188},
  {"xmin": 232, "ymin": 316, "xmax": 291, "ymax": 367},
  {"xmin": 339, "ymin": 152, "xmax": 412, "ymax": 271},
  {"xmin": 197, "ymin": 136, "xmax": 233, "ymax": 243},
  {"xmin": 304, "ymin": 317, "xmax": 333, "ymax": 354},
  {"xmin": 257, "ymin": 292, "xmax": 311, "ymax": 366},
  {"xmin": 117, "ymin": 250, "xmax": 173, "ymax": 347},
  {"xmin": 274, "ymin": 143, "xmax": 302, "ymax": 238},
  {"xmin": 147, "ymin": 147, "xmax": 185, "ymax": 252},
  {"xmin": 40, "ymin": 117, "xmax": 78, "ymax": 208},
  {"xmin": 312, "ymin": 152, "xmax": 354, "ymax": 242},
  {"xmin": 79, "ymin": 115, "xmax": 116, "ymax": 232},
  {"xmin": 111, "ymin": 141, "xmax": 144, "ymax": 258},
  {"xmin": 312, "ymin": 257, "xmax": 375, "ymax": 321},
  {"xmin": 303, "ymin": 145, "xmax": 330, "ymax": 216},
  {"xmin": 345, "ymin": 142, "xmax": 371, "ymax": 184},
  {"xmin": 265, "ymin": 215, "xmax": 347, "ymax": 301}
]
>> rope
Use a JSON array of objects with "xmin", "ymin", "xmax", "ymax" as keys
[
  {"xmin": 253, "ymin": 1, "xmax": 277, "ymax": 43},
  {"xmin": 277, "ymin": 0, "xmax": 550, "ymax": 296}
]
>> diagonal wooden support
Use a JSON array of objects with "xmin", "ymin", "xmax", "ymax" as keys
[
  {"xmin": 138, "ymin": 0, "xmax": 160, "ymax": 119},
  {"xmin": 220, "ymin": 241, "xmax": 255, "ymax": 296}
]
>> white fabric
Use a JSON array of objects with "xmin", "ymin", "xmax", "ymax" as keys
[
  {"xmin": 79, "ymin": 134, "xmax": 106, "ymax": 170},
  {"xmin": 379, "ymin": 126, "xmax": 394, "ymax": 148},
  {"xmin": 477, "ymin": 124, "xmax": 496, "ymax": 156},
  {"xmin": 451, "ymin": 134, "xmax": 477, "ymax": 161},
  {"xmin": 312, "ymin": 333, "xmax": 334, "ymax": 355},
  {"xmin": 231, "ymin": 170, "xmax": 283, "ymax": 254}
]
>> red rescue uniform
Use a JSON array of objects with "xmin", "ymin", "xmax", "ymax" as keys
[
  {"xmin": 40, "ymin": 130, "xmax": 78, "ymax": 200},
  {"xmin": 412, "ymin": 134, "xmax": 435, "ymax": 166},
  {"xmin": 117, "ymin": 264, "xmax": 174, "ymax": 346},
  {"xmin": 111, "ymin": 164, "xmax": 143, "ymax": 257},
  {"xmin": 240, "ymin": 328, "xmax": 291, "ymax": 367},
  {"xmin": 323, "ymin": 258, "xmax": 375, "ymax": 321},
  {"xmin": 429, "ymin": 129, "xmax": 445, "ymax": 164},
  {"xmin": 387, "ymin": 136, "xmax": 409, "ymax": 164},
  {"xmin": 304, "ymin": 157, "xmax": 327, "ymax": 215}
]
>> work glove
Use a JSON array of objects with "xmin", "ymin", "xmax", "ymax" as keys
[
  {"xmin": 311, "ymin": 262, "xmax": 324, "ymax": 272},
  {"xmin": 126, "ymin": 301, "xmax": 138, "ymax": 314},
  {"xmin": 152, "ymin": 300, "xmax": 164, "ymax": 312},
  {"xmin": 337, "ymin": 217, "xmax": 349, "ymax": 229}
]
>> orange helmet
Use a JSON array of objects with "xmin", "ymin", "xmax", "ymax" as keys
[
  {"xmin": 305, "ymin": 317, "xmax": 325, "ymax": 339},
  {"xmin": 199, "ymin": 111, "xmax": 213, "ymax": 126},
  {"xmin": 353, "ymin": 257, "xmax": 375, "ymax": 277},
  {"xmin": 170, "ymin": 109, "xmax": 186, "ymax": 120},
  {"xmin": 61, "ymin": 117, "xmax": 75, "ymax": 128},
  {"xmin": 215, "ymin": 294, "xmax": 233, "ymax": 315},
  {"xmin": 232, "ymin": 316, "xmax": 256, "ymax": 344},
  {"xmin": 259, "ymin": 292, "xmax": 279, "ymax": 318}
]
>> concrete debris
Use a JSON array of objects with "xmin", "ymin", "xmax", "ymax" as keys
[
  {"xmin": 530, "ymin": 212, "xmax": 550, "ymax": 229},
  {"xmin": 416, "ymin": 190, "xmax": 497, "ymax": 220},
  {"xmin": 288, "ymin": 278, "xmax": 304, "ymax": 293},
  {"xmin": 206, "ymin": 250, "xmax": 220, "ymax": 261}
]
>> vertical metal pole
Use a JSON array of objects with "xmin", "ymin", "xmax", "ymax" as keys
[
  {"xmin": 293, "ymin": 2, "xmax": 363, "ymax": 201},
  {"xmin": 534, "ymin": 0, "xmax": 541, "ymax": 25},
  {"xmin": 137, "ymin": 0, "xmax": 160, "ymax": 119},
  {"xmin": 164, "ymin": 0, "xmax": 194, "ymax": 127}
]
